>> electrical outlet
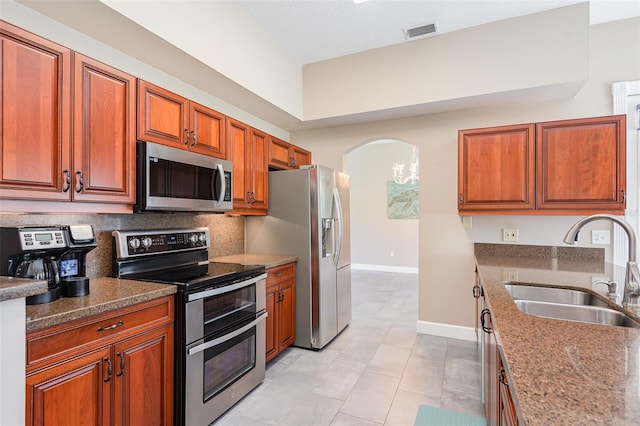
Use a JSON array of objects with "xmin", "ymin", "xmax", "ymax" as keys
[
  {"xmin": 591, "ymin": 230, "xmax": 610, "ymax": 245},
  {"xmin": 502, "ymin": 228, "xmax": 519, "ymax": 242},
  {"xmin": 390, "ymin": 250, "xmax": 395, "ymax": 257},
  {"xmin": 502, "ymin": 269, "xmax": 519, "ymax": 281}
]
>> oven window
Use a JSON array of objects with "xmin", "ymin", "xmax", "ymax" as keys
[
  {"xmin": 203, "ymin": 284, "xmax": 256, "ymax": 336},
  {"xmin": 149, "ymin": 158, "xmax": 219, "ymax": 201},
  {"xmin": 203, "ymin": 327, "xmax": 256, "ymax": 401}
]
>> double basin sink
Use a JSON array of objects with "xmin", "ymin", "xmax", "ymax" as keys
[{"xmin": 504, "ymin": 283, "xmax": 640, "ymax": 328}]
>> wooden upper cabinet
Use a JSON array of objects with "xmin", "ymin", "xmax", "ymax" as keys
[
  {"xmin": 250, "ymin": 128, "xmax": 269, "ymax": 211},
  {"xmin": 0, "ymin": 21, "xmax": 72, "ymax": 200},
  {"xmin": 137, "ymin": 80, "xmax": 226, "ymax": 159},
  {"xmin": 459, "ymin": 115, "xmax": 626, "ymax": 215},
  {"xmin": 269, "ymin": 136, "xmax": 311, "ymax": 170},
  {"xmin": 137, "ymin": 80, "xmax": 188, "ymax": 147},
  {"xmin": 291, "ymin": 144, "xmax": 312, "ymax": 168},
  {"xmin": 458, "ymin": 124, "xmax": 535, "ymax": 212},
  {"xmin": 536, "ymin": 115, "xmax": 626, "ymax": 211},
  {"xmin": 189, "ymin": 100, "xmax": 226, "ymax": 158},
  {"xmin": 227, "ymin": 117, "xmax": 268, "ymax": 214},
  {"xmin": 73, "ymin": 53, "xmax": 136, "ymax": 204}
]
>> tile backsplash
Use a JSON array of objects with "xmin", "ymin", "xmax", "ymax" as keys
[{"xmin": 0, "ymin": 213, "xmax": 244, "ymax": 278}]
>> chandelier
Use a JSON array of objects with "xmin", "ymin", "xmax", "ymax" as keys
[{"xmin": 392, "ymin": 146, "xmax": 419, "ymax": 184}]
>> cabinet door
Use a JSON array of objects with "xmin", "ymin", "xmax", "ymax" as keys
[
  {"xmin": 250, "ymin": 127, "xmax": 269, "ymax": 212},
  {"xmin": 536, "ymin": 115, "xmax": 626, "ymax": 212},
  {"xmin": 189, "ymin": 101, "xmax": 227, "ymax": 159},
  {"xmin": 72, "ymin": 53, "xmax": 136, "ymax": 204},
  {"xmin": 482, "ymin": 307, "xmax": 499, "ymax": 425},
  {"xmin": 227, "ymin": 117, "xmax": 252, "ymax": 210},
  {"xmin": 458, "ymin": 124, "xmax": 535, "ymax": 213},
  {"xmin": 26, "ymin": 346, "xmax": 112, "ymax": 426},
  {"xmin": 269, "ymin": 136, "xmax": 294, "ymax": 169},
  {"xmin": 291, "ymin": 145, "xmax": 312, "ymax": 168},
  {"xmin": 113, "ymin": 325, "xmax": 173, "ymax": 426},
  {"xmin": 278, "ymin": 277, "xmax": 296, "ymax": 350},
  {"xmin": 265, "ymin": 283, "xmax": 279, "ymax": 362},
  {"xmin": 0, "ymin": 22, "xmax": 72, "ymax": 200},
  {"xmin": 499, "ymin": 358, "xmax": 518, "ymax": 426},
  {"xmin": 137, "ymin": 80, "xmax": 188, "ymax": 148}
]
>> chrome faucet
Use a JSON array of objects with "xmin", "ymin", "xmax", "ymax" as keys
[{"xmin": 564, "ymin": 214, "xmax": 640, "ymax": 308}]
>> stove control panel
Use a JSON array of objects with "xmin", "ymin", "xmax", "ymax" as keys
[{"xmin": 112, "ymin": 228, "xmax": 210, "ymax": 258}]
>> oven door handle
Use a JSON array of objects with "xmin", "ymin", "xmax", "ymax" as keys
[
  {"xmin": 187, "ymin": 311, "xmax": 268, "ymax": 356},
  {"xmin": 187, "ymin": 273, "xmax": 267, "ymax": 302}
]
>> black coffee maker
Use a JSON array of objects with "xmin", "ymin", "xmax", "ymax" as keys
[{"xmin": 0, "ymin": 225, "xmax": 97, "ymax": 304}]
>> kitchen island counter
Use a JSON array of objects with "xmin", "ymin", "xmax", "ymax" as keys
[
  {"xmin": 476, "ymin": 244, "xmax": 640, "ymax": 425},
  {"xmin": 212, "ymin": 253, "xmax": 297, "ymax": 269},
  {"xmin": 25, "ymin": 277, "xmax": 176, "ymax": 333}
]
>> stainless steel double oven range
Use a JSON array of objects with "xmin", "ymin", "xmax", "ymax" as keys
[{"xmin": 112, "ymin": 228, "xmax": 267, "ymax": 426}]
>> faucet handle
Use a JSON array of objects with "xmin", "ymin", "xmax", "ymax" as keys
[{"xmin": 592, "ymin": 280, "xmax": 617, "ymax": 295}]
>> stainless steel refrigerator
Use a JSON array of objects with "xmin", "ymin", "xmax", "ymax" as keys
[{"xmin": 245, "ymin": 165, "xmax": 351, "ymax": 350}]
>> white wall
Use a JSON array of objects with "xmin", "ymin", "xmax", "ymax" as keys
[
  {"xmin": 293, "ymin": 17, "xmax": 640, "ymax": 333},
  {"xmin": 346, "ymin": 141, "xmax": 419, "ymax": 272},
  {"xmin": 303, "ymin": 3, "xmax": 589, "ymax": 121}
]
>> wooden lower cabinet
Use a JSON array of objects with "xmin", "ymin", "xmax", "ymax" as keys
[
  {"xmin": 481, "ymin": 295, "xmax": 518, "ymax": 426},
  {"xmin": 25, "ymin": 296, "xmax": 174, "ymax": 426},
  {"xmin": 265, "ymin": 263, "xmax": 296, "ymax": 362}
]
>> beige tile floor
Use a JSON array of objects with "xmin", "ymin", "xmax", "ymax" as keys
[{"xmin": 216, "ymin": 270, "xmax": 485, "ymax": 426}]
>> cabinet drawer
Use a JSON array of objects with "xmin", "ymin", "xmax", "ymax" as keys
[
  {"xmin": 27, "ymin": 296, "xmax": 173, "ymax": 369},
  {"xmin": 266, "ymin": 263, "xmax": 296, "ymax": 285}
]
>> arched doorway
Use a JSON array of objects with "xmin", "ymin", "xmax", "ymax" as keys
[{"xmin": 345, "ymin": 139, "xmax": 419, "ymax": 272}]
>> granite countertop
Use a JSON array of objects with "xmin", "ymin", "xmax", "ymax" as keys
[
  {"xmin": 475, "ymin": 244, "xmax": 640, "ymax": 425},
  {"xmin": 212, "ymin": 253, "xmax": 297, "ymax": 269},
  {"xmin": 25, "ymin": 277, "xmax": 177, "ymax": 333},
  {"xmin": 0, "ymin": 276, "xmax": 48, "ymax": 302}
]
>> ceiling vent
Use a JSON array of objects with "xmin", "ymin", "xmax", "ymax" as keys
[{"xmin": 403, "ymin": 22, "xmax": 438, "ymax": 40}]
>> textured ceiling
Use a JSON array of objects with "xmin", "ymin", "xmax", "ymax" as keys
[{"xmin": 238, "ymin": 0, "xmax": 640, "ymax": 64}]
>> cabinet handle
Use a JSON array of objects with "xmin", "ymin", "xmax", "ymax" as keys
[
  {"xmin": 248, "ymin": 191, "xmax": 256, "ymax": 203},
  {"xmin": 184, "ymin": 128, "xmax": 190, "ymax": 145},
  {"xmin": 98, "ymin": 320, "xmax": 124, "ymax": 332},
  {"xmin": 116, "ymin": 352, "xmax": 125, "ymax": 377},
  {"xmin": 499, "ymin": 368, "xmax": 509, "ymax": 387},
  {"xmin": 480, "ymin": 308, "xmax": 492, "ymax": 333},
  {"xmin": 459, "ymin": 193, "xmax": 463, "ymax": 204},
  {"xmin": 472, "ymin": 284, "xmax": 481, "ymax": 299},
  {"xmin": 191, "ymin": 130, "xmax": 197, "ymax": 146},
  {"xmin": 75, "ymin": 171, "xmax": 84, "ymax": 193},
  {"xmin": 621, "ymin": 189, "xmax": 626, "ymax": 203},
  {"xmin": 62, "ymin": 170, "xmax": 71, "ymax": 192},
  {"xmin": 274, "ymin": 272, "xmax": 283, "ymax": 277},
  {"xmin": 104, "ymin": 357, "xmax": 112, "ymax": 382},
  {"xmin": 278, "ymin": 289, "xmax": 284, "ymax": 302}
]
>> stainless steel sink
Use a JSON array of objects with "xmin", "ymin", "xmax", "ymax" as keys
[
  {"xmin": 504, "ymin": 284, "xmax": 609, "ymax": 307},
  {"xmin": 504, "ymin": 283, "xmax": 640, "ymax": 328},
  {"xmin": 514, "ymin": 300, "xmax": 640, "ymax": 328}
]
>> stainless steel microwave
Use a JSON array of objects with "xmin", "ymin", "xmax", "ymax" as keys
[{"xmin": 136, "ymin": 141, "xmax": 233, "ymax": 213}]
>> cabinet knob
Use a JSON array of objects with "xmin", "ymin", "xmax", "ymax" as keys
[
  {"xmin": 62, "ymin": 170, "xmax": 71, "ymax": 192},
  {"xmin": 75, "ymin": 171, "xmax": 84, "ymax": 193},
  {"xmin": 104, "ymin": 357, "xmax": 112, "ymax": 382},
  {"xmin": 116, "ymin": 351, "xmax": 125, "ymax": 377}
]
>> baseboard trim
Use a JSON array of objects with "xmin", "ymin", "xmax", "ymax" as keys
[
  {"xmin": 351, "ymin": 263, "xmax": 418, "ymax": 274},
  {"xmin": 417, "ymin": 320, "xmax": 477, "ymax": 342}
]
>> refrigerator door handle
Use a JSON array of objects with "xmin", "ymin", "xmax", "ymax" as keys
[{"xmin": 333, "ymin": 187, "xmax": 344, "ymax": 266}]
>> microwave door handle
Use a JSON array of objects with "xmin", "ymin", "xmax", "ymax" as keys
[
  {"xmin": 214, "ymin": 163, "xmax": 226, "ymax": 205},
  {"xmin": 187, "ymin": 311, "xmax": 268, "ymax": 356}
]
